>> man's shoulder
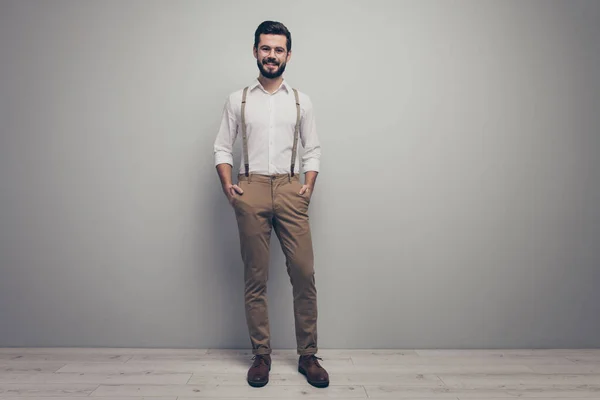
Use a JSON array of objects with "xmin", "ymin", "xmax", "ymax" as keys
[
  {"xmin": 224, "ymin": 87, "xmax": 246, "ymax": 104},
  {"xmin": 283, "ymin": 85, "xmax": 313, "ymax": 110},
  {"xmin": 293, "ymin": 89, "xmax": 314, "ymax": 111},
  {"xmin": 221, "ymin": 86, "xmax": 248, "ymax": 117}
]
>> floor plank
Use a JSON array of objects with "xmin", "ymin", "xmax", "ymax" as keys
[{"xmin": 0, "ymin": 383, "xmax": 98, "ymax": 397}]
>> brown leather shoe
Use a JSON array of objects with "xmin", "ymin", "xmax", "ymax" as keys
[
  {"xmin": 247, "ymin": 354, "xmax": 271, "ymax": 387},
  {"xmin": 298, "ymin": 354, "xmax": 329, "ymax": 388}
]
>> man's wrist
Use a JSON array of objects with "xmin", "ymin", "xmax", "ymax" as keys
[
  {"xmin": 222, "ymin": 183, "xmax": 233, "ymax": 194},
  {"xmin": 304, "ymin": 171, "xmax": 318, "ymax": 189}
]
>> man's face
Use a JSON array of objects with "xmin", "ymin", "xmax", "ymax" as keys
[{"xmin": 253, "ymin": 34, "xmax": 291, "ymax": 79}]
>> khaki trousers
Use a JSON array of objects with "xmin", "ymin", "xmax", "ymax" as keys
[{"xmin": 232, "ymin": 173, "xmax": 318, "ymax": 356}]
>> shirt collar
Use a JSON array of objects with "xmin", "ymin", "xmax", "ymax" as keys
[{"xmin": 249, "ymin": 78, "xmax": 291, "ymax": 94}]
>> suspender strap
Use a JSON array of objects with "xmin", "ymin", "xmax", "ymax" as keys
[
  {"xmin": 241, "ymin": 87, "xmax": 249, "ymax": 177},
  {"xmin": 240, "ymin": 86, "xmax": 301, "ymax": 177},
  {"xmin": 291, "ymin": 88, "xmax": 301, "ymax": 177}
]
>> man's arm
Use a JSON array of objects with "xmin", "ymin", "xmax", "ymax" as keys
[
  {"xmin": 213, "ymin": 96, "xmax": 242, "ymax": 202},
  {"xmin": 302, "ymin": 171, "xmax": 318, "ymax": 195},
  {"xmin": 299, "ymin": 95, "xmax": 321, "ymax": 196},
  {"xmin": 216, "ymin": 163, "xmax": 243, "ymax": 202}
]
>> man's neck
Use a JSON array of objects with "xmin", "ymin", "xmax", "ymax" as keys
[{"xmin": 257, "ymin": 75, "xmax": 284, "ymax": 94}]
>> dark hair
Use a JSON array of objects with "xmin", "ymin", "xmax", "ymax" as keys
[{"xmin": 254, "ymin": 20, "xmax": 292, "ymax": 52}]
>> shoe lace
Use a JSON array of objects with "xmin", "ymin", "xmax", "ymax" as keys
[
  {"xmin": 251, "ymin": 354, "xmax": 268, "ymax": 367},
  {"xmin": 302, "ymin": 354, "xmax": 324, "ymax": 367}
]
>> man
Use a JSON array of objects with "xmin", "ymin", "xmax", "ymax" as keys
[{"xmin": 213, "ymin": 21, "xmax": 329, "ymax": 388}]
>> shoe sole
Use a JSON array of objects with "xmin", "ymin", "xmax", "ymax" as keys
[
  {"xmin": 247, "ymin": 378, "xmax": 268, "ymax": 387},
  {"xmin": 298, "ymin": 366, "xmax": 329, "ymax": 388}
]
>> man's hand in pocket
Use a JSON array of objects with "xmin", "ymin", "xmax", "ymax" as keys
[{"xmin": 224, "ymin": 183, "xmax": 244, "ymax": 205}]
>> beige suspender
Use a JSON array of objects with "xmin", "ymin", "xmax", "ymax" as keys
[
  {"xmin": 241, "ymin": 87, "xmax": 250, "ymax": 177},
  {"xmin": 291, "ymin": 88, "xmax": 300, "ymax": 177},
  {"xmin": 240, "ymin": 86, "xmax": 301, "ymax": 177}
]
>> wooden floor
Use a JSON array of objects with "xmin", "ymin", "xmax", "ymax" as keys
[{"xmin": 1, "ymin": 348, "xmax": 600, "ymax": 399}]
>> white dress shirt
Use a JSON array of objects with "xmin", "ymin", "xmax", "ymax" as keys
[{"xmin": 213, "ymin": 78, "xmax": 321, "ymax": 175}]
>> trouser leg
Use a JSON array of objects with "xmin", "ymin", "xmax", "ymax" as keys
[
  {"xmin": 272, "ymin": 175, "xmax": 318, "ymax": 356},
  {"xmin": 233, "ymin": 176, "xmax": 273, "ymax": 355}
]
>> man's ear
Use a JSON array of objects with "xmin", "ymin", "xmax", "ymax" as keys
[
  {"xmin": 286, "ymin": 50, "xmax": 292, "ymax": 62},
  {"xmin": 253, "ymin": 46, "xmax": 258, "ymax": 60}
]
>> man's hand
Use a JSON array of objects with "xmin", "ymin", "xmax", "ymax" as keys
[
  {"xmin": 216, "ymin": 164, "xmax": 241, "ymax": 206},
  {"xmin": 299, "ymin": 171, "xmax": 318, "ymax": 199},
  {"xmin": 298, "ymin": 184, "xmax": 313, "ymax": 197},
  {"xmin": 224, "ymin": 183, "xmax": 243, "ymax": 205}
]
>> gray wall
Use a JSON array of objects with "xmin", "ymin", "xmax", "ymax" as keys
[{"xmin": 1, "ymin": 0, "xmax": 599, "ymax": 349}]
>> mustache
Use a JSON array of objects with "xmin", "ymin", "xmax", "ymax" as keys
[{"xmin": 263, "ymin": 58, "xmax": 279, "ymax": 65}]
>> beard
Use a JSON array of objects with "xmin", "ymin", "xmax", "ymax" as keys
[{"xmin": 257, "ymin": 58, "xmax": 287, "ymax": 79}]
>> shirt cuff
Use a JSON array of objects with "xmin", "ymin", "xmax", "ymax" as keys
[
  {"xmin": 302, "ymin": 159, "xmax": 320, "ymax": 173},
  {"xmin": 215, "ymin": 151, "xmax": 233, "ymax": 167}
]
